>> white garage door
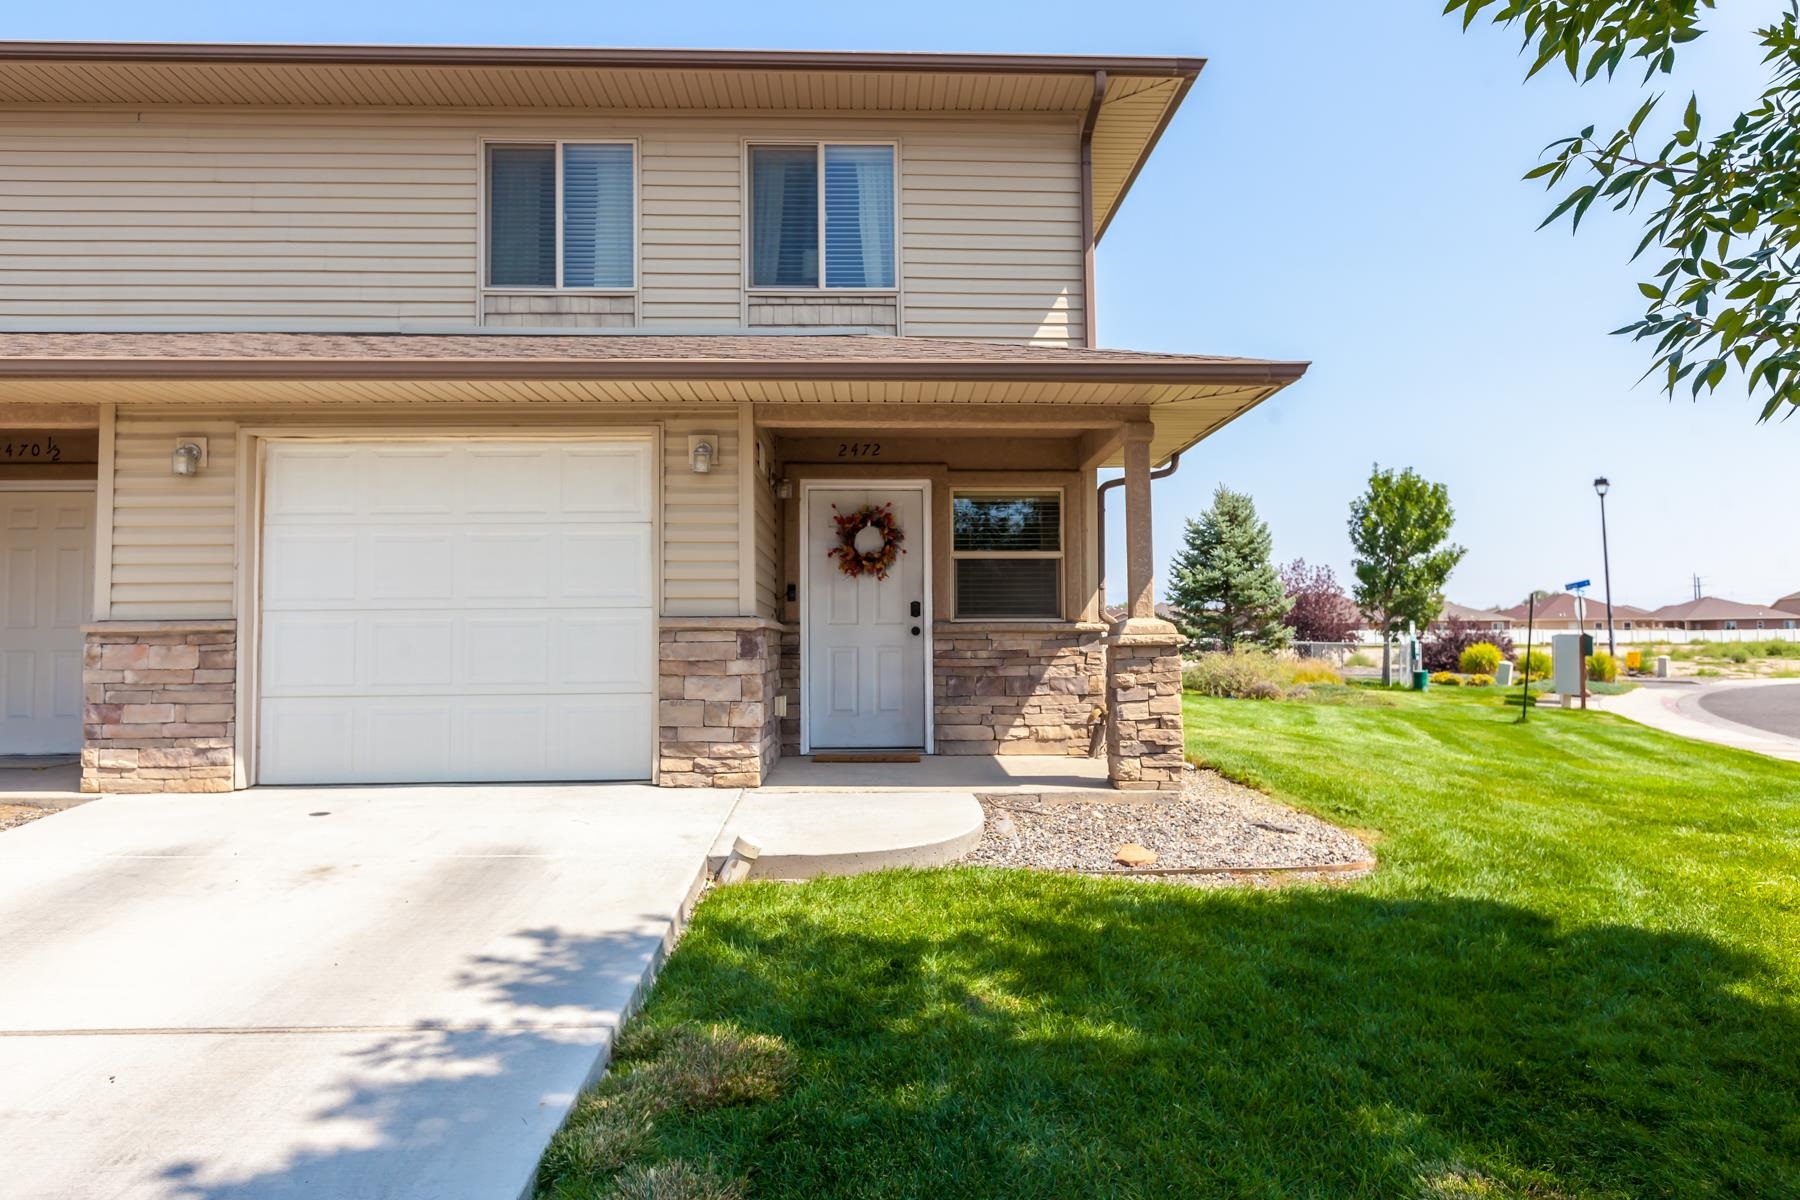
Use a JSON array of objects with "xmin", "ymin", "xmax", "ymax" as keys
[{"xmin": 258, "ymin": 439, "xmax": 655, "ymax": 785}]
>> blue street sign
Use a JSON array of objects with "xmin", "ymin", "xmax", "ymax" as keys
[{"xmin": 1565, "ymin": 579, "xmax": 1591, "ymax": 591}]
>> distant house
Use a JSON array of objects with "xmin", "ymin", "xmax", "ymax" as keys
[
  {"xmin": 1649, "ymin": 597, "xmax": 1800, "ymax": 633},
  {"xmin": 1776, "ymin": 590, "xmax": 1800, "ymax": 613},
  {"xmin": 1496, "ymin": 593, "xmax": 1655, "ymax": 634},
  {"xmin": 1433, "ymin": 602, "xmax": 1512, "ymax": 633}
]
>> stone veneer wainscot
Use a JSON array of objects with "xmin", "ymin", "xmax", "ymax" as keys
[
  {"xmin": 657, "ymin": 617, "xmax": 788, "ymax": 787},
  {"xmin": 80, "ymin": 621, "xmax": 237, "ymax": 793},
  {"xmin": 933, "ymin": 622, "xmax": 1108, "ymax": 755}
]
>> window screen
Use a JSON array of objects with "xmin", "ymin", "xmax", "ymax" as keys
[
  {"xmin": 486, "ymin": 145, "xmax": 555, "ymax": 287},
  {"xmin": 562, "ymin": 143, "xmax": 635, "ymax": 288},
  {"xmin": 823, "ymin": 145, "xmax": 896, "ymax": 288},
  {"xmin": 952, "ymin": 493, "xmax": 1062, "ymax": 619}
]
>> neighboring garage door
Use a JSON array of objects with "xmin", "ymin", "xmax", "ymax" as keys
[{"xmin": 257, "ymin": 439, "xmax": 655, "ymax": 785}]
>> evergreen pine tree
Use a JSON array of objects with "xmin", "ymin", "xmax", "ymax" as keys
[{"xmin": 1166, "ymin": 487, "xmax": 1292, "ymax": 651}]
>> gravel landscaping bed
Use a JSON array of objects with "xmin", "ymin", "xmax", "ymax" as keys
[
  {"xmin": 0, "ymin": 803, "xmax": 51, "ymax": 834},
  {"xmin": 960, "ymin": 766, "xmax": 1370, "ymax": 882}
]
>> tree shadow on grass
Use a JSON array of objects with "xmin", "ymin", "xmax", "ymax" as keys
[{"xmin": 631, "ymin": 873, "xmax": 1800, "ymax": 1200}]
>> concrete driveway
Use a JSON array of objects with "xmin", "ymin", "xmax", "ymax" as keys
[{"xmin": 0, "ymin": 785, "xmax": 738, "ymax": 1200}]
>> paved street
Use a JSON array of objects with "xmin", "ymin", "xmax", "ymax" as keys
[{"xmin": 1698, "ymin": 682, "xmax": 1800, "ymax": 739}]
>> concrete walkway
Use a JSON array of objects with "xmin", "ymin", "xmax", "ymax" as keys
[
  {"xmin": 0, "ymin": 785, "xmax": 738, "ymax": 1200},
  {"xmin": 0, "ymin": 779, "xmax": 987, "ymax": 1199},
  {"xmin": 1592, "ymin": 681, "xmax": 1800, "ymax": 764}
]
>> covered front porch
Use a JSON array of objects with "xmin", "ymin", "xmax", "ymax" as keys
[{"xmin": 0, "ymin": 331, "xmax": 1307, "ymax": 793}]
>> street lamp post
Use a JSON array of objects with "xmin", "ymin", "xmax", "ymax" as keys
[{"xmin": 1594, "ymin": 477, "xmax": 1616, "ymax": 658}]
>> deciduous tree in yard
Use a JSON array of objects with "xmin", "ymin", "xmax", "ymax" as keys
[
  {"xmin": 1348, "ymin": 466, "xmax": 1466, "ymax": 684},
  {"xmin": 1167, "ymin": 487, "xmax": 1293, "ymax": 652},
  {"xmin": 1448, "ymin": 0, "xmax": 1800, "ymax": 421},
  {"xmin": 1280, "ymin": 559, "xmax": 1361, "ymax": 643}
]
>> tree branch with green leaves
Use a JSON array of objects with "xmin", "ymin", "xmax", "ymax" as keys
[{"xmin": 1448, "ymin": 0, "xmax": 1800, "ymax": 420}]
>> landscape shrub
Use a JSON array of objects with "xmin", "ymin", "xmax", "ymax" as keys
[
  {"xmin": 1182, "ymin": 650, "xmax": 1343, "ymax": 698},
  {"xmin": 1429, "ymin": 671, "xmax": 1462, "ymax": 686},
  {"xmin": 1423, "ymin": 617, "xmax": 1515, "ymax": 673},
  {"xmin": 1182, "ymin": 649, "xmax": 1287, "ymax": 699},
  {"xmin": 1287, "ymin": 657, "xmax": 1345, "ymax": 686},
  {"xmin": 1587, "ymin": 652, "xmax": 1619, "ymax": 683},
  {"xmin": 1458, "ymin": 642, "xmax": 1503, "ymax": 675},
  {"xmin": 1344, "ymin": 651, "xmax": 1377, "ymax": 668},
  {"xmin": 1722, "ymin": 645, "xmax": 1752, "ymax": 665},
  {"xmin": 1465, "ymin": 673, "xmax": 1495, "ymax": 687},
  {"xmin": 1515, "ymin": 648, "xmax": 1552, "ymax": 679}
]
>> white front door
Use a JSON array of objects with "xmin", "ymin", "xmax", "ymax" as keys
[
  {"xmin": 0, "ymin": 490, "xmax": 94, "ymax": 755},
  {"xmin": 804, "ymin": 485, "xmax": 928, "ymax": 750},
  {"xmin": 257, "ymin": 439, "xmax": 656, "ymax": 785}
]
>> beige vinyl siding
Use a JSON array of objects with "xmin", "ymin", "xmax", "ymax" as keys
[
  {"xmin": 0, "ymin": 112, "xmax": 478, "ymax": 326},
  {"xmin": 660, "ymin": 416, "xmax": 741, "ymax": 615},
  {"xmin": 109, "ymin": 410, "xmax": 239, "ymax": 619},
  {"xmin": 753, "ymin": 435, "xmax": 782, "ymax": 619},
  {"xmin": 104, "ymin": 404, "xmax": 742, "ymax": 619},
  {"xmin": 640, "ymin": 132, "xmax": 743, "ymax": 327},
  {"xmin": 0, "ymin": 108, "xmax": 1081, "ymax": 342},
  {"xmin": 900, "ymin": 121, "xmax": 1084, "ymax": 345}
]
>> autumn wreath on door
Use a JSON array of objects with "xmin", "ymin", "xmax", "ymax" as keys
[{"xmin": 828, "ymin": 502, "xmax": 906, "ymax": 580}]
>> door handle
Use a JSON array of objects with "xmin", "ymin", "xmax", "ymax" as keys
[
  {"xmin": 910, "ymin": 600, "xmax": 921, "ymax": 618},
  {"xmin": 911, "ymin": 626, "xmax": 921, "ymax": 636}
]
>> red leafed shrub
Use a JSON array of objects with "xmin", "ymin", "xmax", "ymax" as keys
[
  {"xmin": 1423, "ymin": 617, "xmax": 1515, "ymax": 673},
  {"xmin": 1280, "ymin": 560, "xmax": 1360, "ymax": 643}
]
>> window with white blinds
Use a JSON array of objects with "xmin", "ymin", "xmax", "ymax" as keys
[
  {"xmin": 750, "ymin": 143, "xmax": 896, "ymax": 290},
  {"xmin": 952, "ymin": 492, "xmax": 1063, "ymax": 619},
  {"xmin": 486, "ymin": 142, "xmax": 636, "ymax": 289}
]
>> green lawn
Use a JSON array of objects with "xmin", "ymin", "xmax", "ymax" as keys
[{"xmin": 541, "ymin": 689, "xmax": 1800, "ymax": 1200}]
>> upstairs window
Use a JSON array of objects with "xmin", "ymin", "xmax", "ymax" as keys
[
  {"xmin": 487, "ymin": 142, "xmax": 636, "ymax": 289},
  {"xmin": 952, "ymin": 492, "xmax": 1062, "ymax": 619},
  {"xmin": 749, "ymin": 143, "xmax": 896, "ymax": 289}
]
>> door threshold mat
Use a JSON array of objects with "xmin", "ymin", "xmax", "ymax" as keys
[{"xmin": 810, "ymin": 752, "xmax": 923, "ymax": 764}]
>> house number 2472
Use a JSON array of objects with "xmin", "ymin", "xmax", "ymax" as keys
[{"xmin": 837, "ymin": 442, "xmax": 881, "ymax": 458}]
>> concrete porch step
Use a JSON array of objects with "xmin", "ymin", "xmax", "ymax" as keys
[{"xmin": 710, "ymin": 788, "xmax": 984, "ymax": 881}]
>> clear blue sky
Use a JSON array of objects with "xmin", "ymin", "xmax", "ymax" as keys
[{"xmin": 12, "ymin": 0, "xmax": 1796, "ymax": 611}]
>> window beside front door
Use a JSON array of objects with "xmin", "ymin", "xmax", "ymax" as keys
[
  {"xmin": 951, "ymin": 492, "xmax": 1062, "ymax": 619},
  {"xmin": 748, "ymin": 143, "xmax": 897, "ymax": 290},
  {"xmin": 487, "ymin": 142, "xmax": 636, "ymax": 289}
]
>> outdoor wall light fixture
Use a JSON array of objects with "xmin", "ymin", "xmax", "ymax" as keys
[
  {"xmin": 775, "ymin": 478, "xmax": 794, "ymax": 500},
  {"xmin": 171, "ymin": 440, "xmax": 204, "ymax": 477},
  {"xmin": 689, "ymin": 435, "xmax": 716, "ymax": 474}
]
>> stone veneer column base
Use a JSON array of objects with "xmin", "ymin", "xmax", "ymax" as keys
[
  {"xmin": 1105, "ymin": 620, "xmax": 1185, "ymax": 791},
  {"xmin": 658, "ymin": 617, "xmax": 790, "ymax": 788},
  {"xmin": 80, "ymin": 620, "xmax": 237, "ymax": 794}
]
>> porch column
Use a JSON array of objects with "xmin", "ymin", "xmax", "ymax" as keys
[
  {"xmin": 1122, "ymin": 424, "xmax": 1157, "ymax": 620},
  {"xmin": 1105, "ymin": 422, "xmax": 1184, "ymax": 791}
]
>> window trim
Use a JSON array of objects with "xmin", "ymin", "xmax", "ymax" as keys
[
  {"xmin": 479, "ymin": 137, "xmax": 641, "ymax": 294},
  {"xmin": 949, "ymin": 486, "xmax": 1065, "ymax": 621},
  {"xmin": 742, "ymin": 139, "xmax": 902, "ymax": 295}
]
